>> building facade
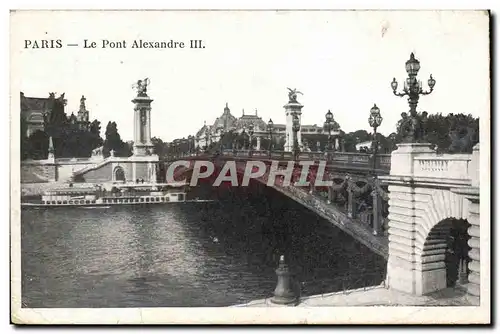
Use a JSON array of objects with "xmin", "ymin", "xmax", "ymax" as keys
[
  {"xmin": 21, "ymin": 92, "xmax": 91, "ymax": 136},
  {"xmin": 20, "ymin": 92, "xmax": 52, "ymax": 137},
  {"xmin": 68, "ymin": 96, "xmax": 91, "ymax": 130},
  {"xmin": 193, "ymin": 102, "xmax": 342, "ymax": 152}
]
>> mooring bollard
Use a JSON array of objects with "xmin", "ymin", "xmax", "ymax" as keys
[{"xmin": 271, "ymin": 255, "xmax": 298, "ymax": 306}]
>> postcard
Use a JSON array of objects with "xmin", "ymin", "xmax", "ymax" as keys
[{"xmin": 11, "ymin": 9, "xmax": 491, "ymax": 324}]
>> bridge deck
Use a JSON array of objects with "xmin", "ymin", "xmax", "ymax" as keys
[{"xmin": 164, "ymin": 153, "xmax": 390, "ymax": 257}]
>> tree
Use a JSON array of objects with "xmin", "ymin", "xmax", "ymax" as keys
[
  {"xmin": 44, "ymin": 94, "xmax": 68, "ymax": 151},
  {"xmin": 394, "ymin": 113, "xmax": 479, "ymax": 153},
  {"xmin": 103, "ymin": 121, "xmax": 131, "ymax": 157},
  {"xmin": 88, "ymin": 119, "xmax": 104, "ymax": 152},
  {"xmin": 152, "ymin": 137, "xmax": 166, "ymax": 157},
  {"xmin": 20, "ymin": 117, "xmax": 30, "ymax": 160},
  {"xmin": 27, "ymin": 130, "xmax": 49, "ymax": 160},
  {"xmin": 342, "ymin": 130, "xmax": 372, "ymax": 152}
]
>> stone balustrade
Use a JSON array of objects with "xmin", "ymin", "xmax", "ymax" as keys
[
  {"xmin": 413, "ymin": 155, "xmax": 472, "ymax": 180},
  {"xmin": 167, "ymin": 149, "xmax": 392, "ymax": 172}
]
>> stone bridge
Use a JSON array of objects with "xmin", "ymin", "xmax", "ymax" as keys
[
  {"xmin": 163, "ymin": 149, "xmax": 392, "ymax": 258},
  {"xmin": 163, "ymin": 143, "xmax": 481, "ymax": 304},
  {"xmin": 21, "ymin": 143, "xmax": 482, "ymax": 303}
]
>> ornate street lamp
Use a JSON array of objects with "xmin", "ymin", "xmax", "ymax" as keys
[
  {"xmin": 391, "ymin": 53, "xmax": 436, "ymax": 142},
  {"xmin": 292, "ymin": 114, "xmax": 301, "ymax": 160},
  {"xmin": 267, "ymin": 118, "xmax": 274, "ymax": 157},
  {"xmin": 368, "ymin": 104, "xmax": 383, "ymax": 173},
  {"xmin": 324, "ymin": 110, "xmax": 334, "ymax": 151}
]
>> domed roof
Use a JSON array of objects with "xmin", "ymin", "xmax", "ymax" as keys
[
  {"xmin": 212, "ymin": 103, "xmax": 237, "ymax": 131},
  {"xmin": 195, "ymin": 122, "xmax": 212, "ymax": 137}
]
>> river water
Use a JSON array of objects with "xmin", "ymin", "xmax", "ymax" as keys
[{"xmin": 21, "ymin": 186, "xmax": 386, "ymax": 307}]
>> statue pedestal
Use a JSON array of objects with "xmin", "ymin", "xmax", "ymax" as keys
[{"xmin": 390, "ymin": 142, "xmax": 435, "ymax": 176}]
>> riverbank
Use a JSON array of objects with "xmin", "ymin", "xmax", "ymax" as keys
[
  {"xmin": 21, "ymin": 182, "xmax": 95, "ymax": 197},
  {"xmin": 233, "ymin": 285, "xmax": 473, "ymax": 307}
]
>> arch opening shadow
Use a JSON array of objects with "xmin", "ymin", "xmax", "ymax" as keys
[
  {"xmin": 114, "ymin": 166, "xmax": 126, "ymax": 182},
  {"xmin": 420, "ymin": 218, "xmax": 470, "ymax": 295}
]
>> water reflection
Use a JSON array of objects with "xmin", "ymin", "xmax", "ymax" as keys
[{"xmin": 22, "ymin": 188, "xmax": 386, "ymax": 307}]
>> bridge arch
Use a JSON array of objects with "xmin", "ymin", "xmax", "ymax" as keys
[
  {"xmin": 388, "ymin": 186, "xmax": 472, "ymax": 296},
  {"xmin": 416, "ymin": 216, "xmax": 470, "ymax": 294},
  {"xmin": 414, "ymin": 189, "xmax": 468, "ymax": 254}
]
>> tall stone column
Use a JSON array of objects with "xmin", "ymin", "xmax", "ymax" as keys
[
  {"xmin": 132, "ymin": 83, "xmax": 154, "ymax": 156},
  {"xmin": 284, "ymin": 94, "xmax": 303, "ymax": 152},
  {"xmin": 130, "ymin": 79, "xmax": 160, "ymax": 183}
]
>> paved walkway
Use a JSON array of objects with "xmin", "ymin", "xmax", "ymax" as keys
[{"xmin": 233, "ymin": 285, "xmax": 473, "ymax": 307}]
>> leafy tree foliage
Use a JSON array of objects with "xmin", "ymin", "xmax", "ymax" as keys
[
  {"xmin": 393, "ymin": 113, "xmax": 479, "ymax": 153},
  {"xmin": 21, "ymin": 93, "xmax": 106, "ymax": 159},
  {"xmin": 152, "ymin": 137, "xmax": 167, "ymax": 157},
  {"xmin": 342, "ymin": 130, "xmax": 372, "ymax": 152},
  {"xmin": 103, "ymin": 121, "xmax": 132, "ymax": 157},
  {"xmin": 26, "ymin": 130, "xmax": 49, "ymax": 160}
]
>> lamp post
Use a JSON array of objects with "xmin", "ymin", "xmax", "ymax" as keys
[
  {"xmin": 267, "ymin": 118, "xmax": 274, "ymax": 157},
  {"xmin": 369, "ymin": 105, "xmax": 383, "ymax": 237},
  {"xmin": 292, "ymin": 114, "xmax": 300, "ymax": 160},
  {"xmin": 368, "ymin": 104, "xmax": 383, "ymax": 174},
  {"xmin": 391, "ymin": 53, "xmax": 436, "ymax": 142},
  {"xmin": 324, "ymin": 110, "xmax": 334, "ymax": 151}
]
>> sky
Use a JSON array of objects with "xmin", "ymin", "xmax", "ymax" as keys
[{"xmin": 11, "ymin": 10, "xmax": 489, "ymax": 142}]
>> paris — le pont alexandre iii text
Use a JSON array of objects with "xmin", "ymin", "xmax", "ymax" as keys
[{"xmin": 23, "ymin": 39, "xmax": 206, "ymax": 49}]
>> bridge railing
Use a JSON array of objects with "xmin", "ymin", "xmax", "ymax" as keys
[
  {"xmin": 270, "ymin": 172, "xmax": 390, "ymax": 239},
  {"xmin": 413, "ymin": 154, "xmax": 472, "ymax": 180},
  {"xmin": 165, "ymin": 149, "xmax": 391, "ymax": 172}
]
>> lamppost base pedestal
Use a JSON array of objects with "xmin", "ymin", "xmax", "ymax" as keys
[{"xmin": 270, "ymin": 296, "xmax": 299, "ymax": 306}]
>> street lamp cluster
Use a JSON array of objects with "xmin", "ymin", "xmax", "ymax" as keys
[
  {"xmin": 323, "ymin": 110, "xmax": 336, "ymax": 151},
  {"xmin": 391, "ymin": 52, "xmax": 436, "ymax": 143},
  {"xmin": 364, "ymin": 52, "xmax": 435, "ymax": 172},
  {"xmin": 368, "ymin": 104, "xmax": 383, "ymax": 173}
]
